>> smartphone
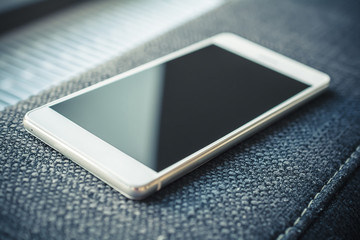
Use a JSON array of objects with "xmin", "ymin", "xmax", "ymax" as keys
[{"xmin": 23, "ymin": 33, "xmax": 330, "ymax": 200}]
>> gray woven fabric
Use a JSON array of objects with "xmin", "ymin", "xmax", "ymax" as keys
[
  {"xmin": 300, "ymin": 166, "xmax": 360, "ymax": 239},
  {"xmin": 1, "ymin": 0, "xmax": 360, "ymax": 239}
]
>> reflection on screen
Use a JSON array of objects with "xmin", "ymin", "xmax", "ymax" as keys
[{"xmin": 51, "ymin": 45, "xmax": 309, "ymax": 172}]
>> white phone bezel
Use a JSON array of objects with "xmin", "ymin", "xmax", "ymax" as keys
[{"xmin": 24, "ymin": 33, "xmax": 330, "ymax": 199}]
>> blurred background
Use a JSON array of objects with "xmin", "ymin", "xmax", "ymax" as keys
[{"xmin": 0, "ymin": 0, "xmax": 225, "ymax": 111}]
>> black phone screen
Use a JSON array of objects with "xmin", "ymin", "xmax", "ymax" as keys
[{"xmin": 51, "ymin": 45, "xmax": 309, "ymax": 171}]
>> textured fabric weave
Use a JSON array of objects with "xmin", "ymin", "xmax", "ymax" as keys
[
  {"xmin": 300, "ymin": 166, "xmax": 360, "ymax": 239},
  {"xmin": 1, "ymin": 0, "xmax": 360, "ymax": 239}
]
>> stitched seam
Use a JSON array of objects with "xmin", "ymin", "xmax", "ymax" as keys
[{"xmin": 276, "ymin": 145, "xmax": 360, "ymax": 240}]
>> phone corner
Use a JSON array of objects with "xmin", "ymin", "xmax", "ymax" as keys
[
  {"xmin": 23, "ymin": 107, "xmax": 39, "ymax": 123},
  {"xmin": 118, "ymin": 181, "xmax": 160, "ymax": 200},
  {"xmin": 316, "ymin": 72, "xmax": 331, "ymax": 91},
  {"xmin": 322, "ymin": 72, "xmax": 331, "ymax": 85},
  {"xmin": 214, "ymin": 32, "xmax": 237, "ymax": 40},
  {"xmin": 23, "ymin": 111, "xmax": 33, "ymax": 130}
]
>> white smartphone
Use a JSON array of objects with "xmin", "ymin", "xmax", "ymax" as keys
[{"xmin": 23, "ymin": 33, "xmax": 330, "ymax": 200}]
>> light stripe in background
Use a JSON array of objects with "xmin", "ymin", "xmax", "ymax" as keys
[{"xmin": 0, "ymin": 0, "xmax": 224, "ymax": 111}]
